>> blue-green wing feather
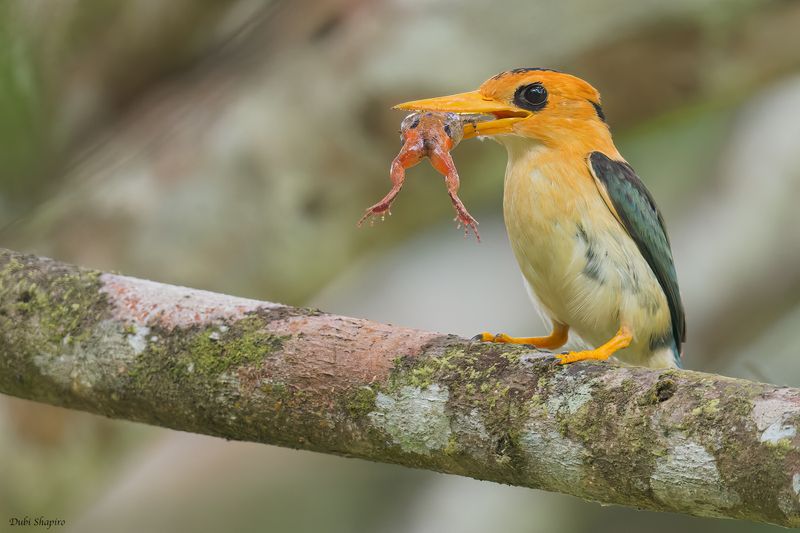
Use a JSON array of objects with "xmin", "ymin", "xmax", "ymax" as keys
[{"xmin": 589, "ymin": 152, "xmax": 685, "ymax": 356}]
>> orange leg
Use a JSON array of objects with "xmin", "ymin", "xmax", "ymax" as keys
[
  {"xmin": 555, "ymin": 326, "xmax": 633, "ymax": 365},
  {"xmin": 479, "ymin": 322, "xmax": 569, "ymax": 350},
  {"xmin": 430, "ymin": 148, "xmax": 479, "ymax": 240},
  {"xmin": 358, "ymin": 146, "xmax": 422, "ymax": 226}
]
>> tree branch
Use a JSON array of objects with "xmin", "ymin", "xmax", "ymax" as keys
[{"xmin": 1, "ymin": 247, "xmax": 799, "ymax": 526}]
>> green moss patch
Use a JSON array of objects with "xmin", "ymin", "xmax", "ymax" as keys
[
  {"xmin": 127, "ymin": 316, "xmax": 284, "ymax": 388},
  {"xmin": 0, "ymin": 251, "xmax": 108, "ymax": 401}
]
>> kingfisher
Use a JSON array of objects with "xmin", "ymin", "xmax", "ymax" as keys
[{"xmin": 396, "ymin": 68, "xmax": 685, "ymax": 369}]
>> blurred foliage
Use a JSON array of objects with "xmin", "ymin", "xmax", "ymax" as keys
[
  {"xmin": 0, "ymin": 398, "xmax": 155, "ymax": 519},
  {"xmin": 0, "ymin": 0, "xmax": 262, "ymax": 224},
  {"xmin": 0, "ymin": 3, "xmax": 47, "ymax": 211}
]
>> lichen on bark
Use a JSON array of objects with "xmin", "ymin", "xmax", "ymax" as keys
[{"xmin": 0, "ymin": 252, "xmax": 111, "ymax": 406}]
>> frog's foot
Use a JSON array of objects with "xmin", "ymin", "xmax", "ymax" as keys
[
  {"xmin": 357, "ymin": 202, "xmax": 392, "ymax": 227},
  {"xmin": 447, "ymin": 193, "xmax": 479, "ymax": 241},
  {"xmin": 358, "ymin": 187, "xmax": 402, "ymax": 226},
  {"xmin": 455, "ymin": 211, "xmax": 480, "ymax": 241}
]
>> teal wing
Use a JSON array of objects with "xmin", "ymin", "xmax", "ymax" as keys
[{"xmin": 588, "ymin": 152, "xmax": 685, "ymax": 355}]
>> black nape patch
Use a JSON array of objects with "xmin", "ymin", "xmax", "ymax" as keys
[
  {"xmin": 590, "ymin": 101, "xmax": 606, "ymax": 123},
  {"xmin": 491, "ymin": 67, "xmax": 560, "ymax": 80}
]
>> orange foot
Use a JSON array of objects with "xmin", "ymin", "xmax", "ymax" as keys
[
  {"xmin": 555, "ymin": 327, "xmax": 632, "ymax": 365},
  {"xmin": 477, "ymin": 323, "xmax": 569, "ymax": 350}
]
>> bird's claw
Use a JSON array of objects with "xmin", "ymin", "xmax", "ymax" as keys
[
  {"xmin": 476, "ymin": 332, "xmax": 510, "ymax": 343},
  {"xmin": 554, "ymin": 352, "xmax": 574, "ymax": 365},
  {"xmin": 476, "ymin": 332, "xmax": 494, "ymax": 342}
]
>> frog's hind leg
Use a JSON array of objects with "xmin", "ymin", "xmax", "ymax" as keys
[
  {"xmin": 430, "ymin": 149, "xmax": 479, "ymax": 240},
  {"xmin": 358, "ymin": 151, "xmax": 419, "ymax": 226}
]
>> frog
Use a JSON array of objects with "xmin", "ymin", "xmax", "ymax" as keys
[{"xmin": 358, "ymin": 112, "xmax": 479, "ymax": 240}]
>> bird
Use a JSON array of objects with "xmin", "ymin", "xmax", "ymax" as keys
[{"xmin": 395, "ymin": 68, "xmax": 685, "ymax": 369}]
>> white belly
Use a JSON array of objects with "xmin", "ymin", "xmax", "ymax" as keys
[{"xmin": 501, "ymin": 141, "xmax": 673, "ymax": 367}]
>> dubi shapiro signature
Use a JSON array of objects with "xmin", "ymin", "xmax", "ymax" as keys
[{"xmin": 8, "ymin": 516, "xmax": 66, "ymax": 529}]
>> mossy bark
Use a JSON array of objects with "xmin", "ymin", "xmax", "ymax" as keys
[{"xmin": 2, "ymin": 248, "xmax": 800, "ymax": 526}]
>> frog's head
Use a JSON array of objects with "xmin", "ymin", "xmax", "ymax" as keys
[{"xmin": 399, "ymin": 112, "xmax": 466, "ymax": 144}]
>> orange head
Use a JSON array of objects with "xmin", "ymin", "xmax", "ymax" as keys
[{"xmin": 395, "ymin": 68, "xmax": 613, "ymax": 152}]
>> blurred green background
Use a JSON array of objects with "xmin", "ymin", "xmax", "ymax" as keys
[{"xmin": 2, "ymin": 1, "xmax": 800, "ymax": 531}]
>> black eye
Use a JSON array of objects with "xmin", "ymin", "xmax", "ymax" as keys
[
  {"xmin": 443, "ymin": 124, "xmax": 452, "ymax": 137},
  {"xmin": 514, "ymin": 83, "xmax": 548, "ymax": 111}
]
